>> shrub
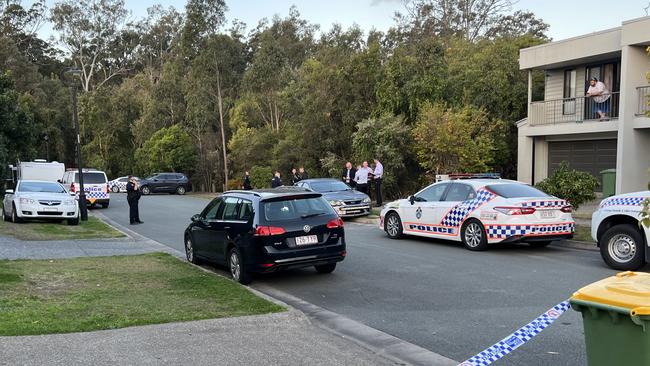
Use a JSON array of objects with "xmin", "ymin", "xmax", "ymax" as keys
[
  {"xmin": 535, "ymin": 161, "xmax": 599, "ymax": 210},
  {"xmin": 250, "ymin": 166, "xmax": 273, "ymax": 189},
  {"xmin": 227, "ymin": 179, "xmax": 242, "ymax": 191}
]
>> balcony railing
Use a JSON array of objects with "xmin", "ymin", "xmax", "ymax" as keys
[
  {"xmin": 529, "ymin": 92, "xmax": 620, "ymax": 126},
  {"xmin": 638, "ymin": 86, "xmax": 650, "ymax": 116}
]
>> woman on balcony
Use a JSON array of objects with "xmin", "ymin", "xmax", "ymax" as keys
[{"xmin": 586, "ymin": 77, "xmax": 611, "ymax": 121}]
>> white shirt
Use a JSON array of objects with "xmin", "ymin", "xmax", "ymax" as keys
[
  {"xmin": 355, "ymin": 167, "xmax": 372, "ymax": 185},
  {"xmin": 587, "ymin": 81, "xmax": 610, "ymax": 103},
  {"xmin": 373, "ymin": 162, "xmax": 383, "ymax": 179}
]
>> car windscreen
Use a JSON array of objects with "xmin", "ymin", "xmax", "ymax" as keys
[
  {"xmin": 18, "ymin": 181, "xmax": 66, "ymax": 193},
  {"xmin": 309, "ymin": 181, "xmax": 350, "ymax": 193},
  {"xmin": 263, "ymin": 197, "xmax": 334, "ymax": 222},
  {"xmin": 487, "ymin": 184, "xmax": 550, "ymax": 198},
  {"xmin": 75, "ymin": 172, "xmax": 107, "ymax": 184}
]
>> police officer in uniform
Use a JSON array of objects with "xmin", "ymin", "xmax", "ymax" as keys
[
  {"xmin": 271, "ymin": 171, "xmax": 283, "ymax": 188},
  {"xmin": 242, "ymin": 171, "xmax": 252, "ymax": 190},
  {"xmin": 126, "ymin": 176, "xmax": 143, "ymax": 225}
]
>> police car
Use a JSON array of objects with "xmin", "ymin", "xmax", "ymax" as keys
[
  {"xmin": 61, "ymin": 169, "xmax": 110, "ymax": 208},
  {"xmin": 108, "ymin": 176, "xmax": 139, "ymax": 193},
  {"xmin": 379, "ymin": 178, "xmax": 575, "ymax": 251},
  {"xmin": 592, "ymin": 191, "xmax": 650, "ymax": 270}
]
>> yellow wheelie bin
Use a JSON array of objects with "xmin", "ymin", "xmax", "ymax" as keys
[{"xmin": 570, "ymin": 271, "xmax": 650, "ymax": 366}]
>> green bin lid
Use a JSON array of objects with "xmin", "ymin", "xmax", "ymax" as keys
[
  {"xmin": 600, "ymin": 169, "xmax": 616, "ymax": 174},
  {"xmin": 571, "ymin": 272, "xmax": 650, "ymax": 316}
]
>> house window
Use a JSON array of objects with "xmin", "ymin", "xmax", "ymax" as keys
[{"xmin": 563, "ymin": 69, "xmax": 576, "ymax": 115}]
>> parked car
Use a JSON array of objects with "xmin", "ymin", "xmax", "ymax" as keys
[
  {"xmin": 139, "ymin": 173, "xmax": 192, "ymax": 195},
  {"xmin": 108, "ymin": 176, "xmax": 140, "ymax": 193},
  {"xmin": 183, "ymin": 188, "xmax": 347, "ymax": 284},
  {"xmin": 379, "ymin": 179, "xmax": 575, "ymax": 251},
  {"xmin": 295, "ymin": 178, "xmax": 371, "ymax": 217},
  {"xmin": 61, "ymin": 169, "xmax": 110, "ymax": 208},
  {"xmin": 592, "ymin": 190, "xmax": 650, "ymax": 270},
  {"xmin": 2, "ymin": 180, "xmax": 79, "ymax": 225}
]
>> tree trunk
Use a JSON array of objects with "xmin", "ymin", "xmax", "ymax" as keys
[{"xmin": 215, "ymin": 62, "xmax": 229, "ymax": 190}]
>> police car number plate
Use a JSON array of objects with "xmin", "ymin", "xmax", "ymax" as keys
[
  {"xmin": 540, "ymin": 210, "xmax": 556, "ymax": 218},
  {"xmin": 295, "ymin": 235, "xmax": 318, "ymax": 245}
]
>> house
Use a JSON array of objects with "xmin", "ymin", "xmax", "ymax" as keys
[{"xmin": 516, "ymin": 16, "xmax": 650, "ymax": 194}]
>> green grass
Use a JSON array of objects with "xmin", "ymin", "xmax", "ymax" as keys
[
  {"xmin": 0, "ymin": 253, "xmax": 284, "ymax": 336},
  {"xmin": 0, "ymin": 216, "xmax": 124, "ymax": 240},
  {"xmin": 573, "ymin": 225, "xmax": 593, "ymax": 242}
]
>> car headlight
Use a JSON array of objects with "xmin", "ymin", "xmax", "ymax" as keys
[
  {"xmin": 362, "ymin": 197, "xmax": 371, "ymax": 203},
  {"xmin": 19, "ymin": 198, "xmax": 35, "ymax": 205},
  {"xmin": 64, "ymin": 200, "xmax": 76, "ymax": 206},
  {"xmin": 329, "ymin": 200, "xmax": 343, "ymax": 206}
]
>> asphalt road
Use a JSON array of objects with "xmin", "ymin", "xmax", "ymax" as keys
[{"xmin": 101, "ymin": 193, "xmax": 642, "ymax": 365}]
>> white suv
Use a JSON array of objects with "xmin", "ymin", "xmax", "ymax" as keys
[
  {"xmin": 592, "ymin": 191, "xmax": 650, "ymax": 270},
  {"xmin": 61, "ymin": 169, "xmax": 110, "ymax": 208}
]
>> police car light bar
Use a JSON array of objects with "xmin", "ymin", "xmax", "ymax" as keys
[{"xmin": 435, "ymin": 173, "xmax": 501, "ymax": 182}]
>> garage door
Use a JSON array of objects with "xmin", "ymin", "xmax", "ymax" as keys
[{"xmin": 548, "ymin": 140, "xmax": 617, "ymax": 191}]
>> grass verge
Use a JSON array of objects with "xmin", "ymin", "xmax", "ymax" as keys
[
  {"xmin": 0, "ymin": 252, "xmax": 284, "ymax": 336},
  {"xmin": 573, "ymin": 225, "xmax": 592, "ymax": 242},
  {"xmin": 0, "ymin": 216, "xmax": 123, "ymax": 241}
]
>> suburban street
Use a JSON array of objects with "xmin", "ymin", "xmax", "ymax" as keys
[{"xmin": 97, "ymin": 193, "xmax": 645, "ymax": 365}]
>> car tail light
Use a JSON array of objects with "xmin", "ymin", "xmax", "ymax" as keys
[
  {"xmin": 326, "ymin": 217, "xmax": 344, "ymax": 229},
  {"xmin": 70, "ymin": 184, "xmax": 76, "ymax": 193},
  {"xmin": 561, "ymin": 205, "xmax": 573, "ymax": 213},
  {"xmin": 494, "ymin": 207, "xmax": 536, "ymax": 215},
  {"xmin": 255, "ymin": 226, "xmax": 286, "ymax": 236},
  {"xmin": 106, "ymin": 184, "xmax": 110, "ymax": 193}
]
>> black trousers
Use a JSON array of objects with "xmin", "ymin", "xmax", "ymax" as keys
[
  {"xmin": 375, "ymin": 178, "xmax": 383, "ymax": 206},
  {"xmin": 357, "ymin": 183, "xmax": 368, "ymax": 195},
  {"xmin": 128, "ymin": 198, "xmax": 140, "ymax": 223}
]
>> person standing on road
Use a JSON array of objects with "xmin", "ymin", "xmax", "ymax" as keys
[
  {"xmin": 126, "ymin": 176, "xmax": 143, "ymax": 225},
  {"xmin": 299, "ymin": 167, "xmax": 309, "ymax": 181},
  {"xmin": 355, "ymin": 162, "xmax": 371, "ymax": 195},
  {"xmin": 373, "ymin": 159, "xmax": 384, "ymax": 206},
  {"xmin": 242, "ymin": 171, "xmax": 252, "ymax": 190},
  {"xmin": 342, "ymin": 162, "xmax": 356, "ymax": 188},
  {"xmin": 291, "ymin": 168, "xmax": 301, "ymax": 185},
  {"xmin": 271, "ymin": 171, "xmax": 283, "ymax": 188}
]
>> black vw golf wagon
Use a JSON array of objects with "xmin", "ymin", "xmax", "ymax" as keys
[{"xmin": 184, "ymin": 188, "xmax": 346, "ymax": 284}]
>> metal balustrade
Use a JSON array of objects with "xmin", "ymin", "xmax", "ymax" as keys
[
  {"xmin": 529, "ymin": 92, "xmax": 620, "ymax": 126},
  {"xmin": 637, "ymin": 86, "xmax": 650, "ymax": 116}
]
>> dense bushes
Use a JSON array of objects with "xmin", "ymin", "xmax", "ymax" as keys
[{"xmin": 535, "ymin": 162, "xmax": 599, "ymax": 210}]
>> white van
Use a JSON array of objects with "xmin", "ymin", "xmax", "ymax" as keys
[
  {"xmin": 61, "ymin": 169, "xmax": 110, "ymax": 208},
  {"xmin": 12, "ymin": 160, "xmax": 65, "ymax": 182}
]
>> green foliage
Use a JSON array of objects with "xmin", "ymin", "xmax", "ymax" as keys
[
  {"xmin": 134, "ymin": 125, "xmax": 197, "ymax": 176},
  {"xmin": 640, "ymin": 199, "xmax": 650, "ymax": 229},
  {"xmin": 250, "ymin": 166, "xmax": 273, "ymax": 189},
  {"xmin": 535, "ymin": 162, "xmax": 599, "ymax": 210}
]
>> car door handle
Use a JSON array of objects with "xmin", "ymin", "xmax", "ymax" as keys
[{"xmin": 223, "ymin": 226, "xmax": 230, "ymax": 230}]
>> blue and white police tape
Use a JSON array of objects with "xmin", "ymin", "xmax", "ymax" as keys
[{"xmin": 459, "ymin": 300, "xmax": 571, "ymax": 366}]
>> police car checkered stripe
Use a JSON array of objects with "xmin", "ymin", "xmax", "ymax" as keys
[
  {"xmin": 440, "ymin": 189, "xmax": 496, "ymax": 227},
  {"xmin": 520, "ymin": 200, "xmax": 567, "ymax": 208},
  {"xmin": 486, "ymin": 223, "xmax": 574, "ymax": 239},
  {"xmin": 601, "ymin": 197, "xmax": 648, "ymax": 207},
  {"xmin": 459, "ymin": 301, "xmax": 570, "ymax": 366}
]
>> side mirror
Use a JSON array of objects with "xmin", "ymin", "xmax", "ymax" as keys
[
  {"xmin": 191, "ymin": 214, "xmax": 201, "ymax": 222},
  {"xmin": 5, "ymin": 189, "xmax": 14, "ymax": 194},
  {"xmin": 409, "ymin": 195, "xmax": 415, "ymax": 205}
]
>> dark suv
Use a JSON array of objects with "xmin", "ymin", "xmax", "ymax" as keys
[
  {"xmin": 140, "ymin": 173, "xmax": 192, "ymax": 195},
  {"xmin": 183, "ymin": 188, "xmax": 346, "ymax": 284}
]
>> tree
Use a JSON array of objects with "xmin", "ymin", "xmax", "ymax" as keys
[
  {"xmin": 181, "ymin": 0, "xmax": 227, "ymax": 57},
  {"xmin": 134, "ymin": 124, "xmax": 197, "ymax": 176},
  {"xmin": 535, "ymin": 162, "xmax": 599, "ymax": 210},
  {"xmin": 50, "ymin": 0, "xmax": 131, "ymax": 91}
]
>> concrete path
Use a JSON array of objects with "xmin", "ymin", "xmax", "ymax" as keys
[{"xmin": 0, "ymin": 311, "xmax": 398, "ymax": 366}]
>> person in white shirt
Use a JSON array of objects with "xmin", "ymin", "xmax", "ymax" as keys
[
  {"xmin": 373, "ymin": 159, "xmax": 384, "ymax": 206},
  {"xmin": 354, "ymin": 163, "xmax": 371, "ymax": 195},
  {"xmin": 586, "ymin": 77, "xmax": 611, "ymax": 120}
]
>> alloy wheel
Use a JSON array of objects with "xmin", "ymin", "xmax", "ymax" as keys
[
  {"xmin": 185, "ymin": 237, "xmax": 194, "ymax": 262},
  {"xmin": 230, "ymin": 252, "xmax": 241, "ymax": 281},
  {"xmin": 464, "ymin": 223, "xmax": 483, "ymax": 248},
  {"xmin": 608, "ymin": 234, "xmax": 637, "ymax": 264},
  {"xmin": 386, "ymin": 215, "xmax": 400, "ymax": 237}
]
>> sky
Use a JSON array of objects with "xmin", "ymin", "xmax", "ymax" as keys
[{"xmin": 33, "ymin": 0, "xmax": 650, "ymax": 42}]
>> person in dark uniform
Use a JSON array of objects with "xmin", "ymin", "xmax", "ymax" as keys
[
  {"xmin": 298, "ymin": 167, "xmax": 308, "ymax": 180},
  {"xmin": 126, "ymin": 176, "xmax": 143, "ymax": 225},
  {"xmin": 342, "ymin": 162, "xmax": 356, "ymax": 188},
  {"xmin": 291, "ymin": 168, "xmax": 301, "ymax": 185},
  {"xmin": 271, "ymin": 171, "xmax": 283, "ymax": 188},
  {"xmin": 242, "ymin": 171, "xmax": 252, "ymax": 190}
]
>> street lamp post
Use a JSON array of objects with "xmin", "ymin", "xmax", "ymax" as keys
[
  {"xmin": 61, "ymin": 67, "xmax": 88, "ymax": 221},
  {"xmin": 43, "ymin": 134, "xmax": 49, "ymax": 161}
]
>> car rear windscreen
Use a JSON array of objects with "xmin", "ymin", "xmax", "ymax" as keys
[
  {"xmin": 486, "ymin": 184, "xmax": 550, "ymax": 198},
  {"xmin": 19, "ymin": 182, "xmax": 66, "ymax": 193},
  {"xmin": 75, "ymin": 172, "xmax": 107, "ymax": 184},
  {"xmin": 263, "ymin": 197, "xmax": 334, "ymax": 222}
]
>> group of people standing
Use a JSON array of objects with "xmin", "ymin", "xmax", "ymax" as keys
[
  {"xmin": 240, "ymin": 167, "xmax": 310, "ymax": 190},
  {"xmin": 342, "ymin": 159, "xmax": 383, "ymax": 206}
]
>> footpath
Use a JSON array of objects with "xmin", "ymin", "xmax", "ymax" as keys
[{"xmin": 0, "ymin": 228, "xmax": 454, "ymax": 366}]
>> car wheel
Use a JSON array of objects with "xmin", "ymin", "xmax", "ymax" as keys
[
  {"xmin": 176, "ymin": 186, "xmax": 186, "ymax": 195},
  {"xmin": 528, "ymin": 241, "xmax": 552, "ymax": 248},
  {"xmin": 111, "ymin": 185, "xmax": 120, "ymax": 193},
  {"xmin": 461, "ymin": 219, "xmax": 488, "ymax": 251},
  {"xmin": 228, "ymin": 247, "xmax": 251, "ymax": 285},
  {"xmin": 315, "ymin": 263, "xmax": 337, "ymax": 274},
  {"xmin": 141, "ymin": 186, "xmax": 151, "ymax": 195},
  {"xmin": 101, "ymin": 202, "xmax": 109, "ymax": 208},
  {"xmin": 2, "ymin": 207, "xmax": 8, "ymax": 222},
  {"xmin": 385, "ymin": 212, "xmax": 403, "ymax": 239},
  {"xmin": 11, "ymin": 204, "xmax": 22, "ymax": 223},
  {"xmin": 67, "ymin": 216, "xmax": 79, "ymax": 225},
  {"xmin": 600, "ymin": 224, "xmax": 645, "ymax": 270},
  {"xmin": 184, "ymin": 235, "xmax": 201, "ymax": 264}
]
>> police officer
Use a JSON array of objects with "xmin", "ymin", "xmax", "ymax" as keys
[
  {"xmin": 126, "ymin": 176, "xmax": 143, "ymax": 225},
  {"xmin": 291, "ymin": 168, "xmax": 301, "ymax": 185},
  {"xmin": 271, "ymin": 171, "xmax": 283, "ymax": 188},
  {"xmin": 242, "ymin": 171, "xmax": 252, "ymax": 190}
]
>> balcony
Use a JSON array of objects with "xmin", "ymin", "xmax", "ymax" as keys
[
  {"xmin": 529, "ymin": 92, "xmax": 620, "ymax": 126},
  {"xmin": 638, "ymin": 86, "xmax": 650, "ymax": 116}
]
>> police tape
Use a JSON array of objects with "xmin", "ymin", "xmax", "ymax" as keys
[{"xmin": 459, "ymin": 300, "xmax": 571, "ymax": 366}]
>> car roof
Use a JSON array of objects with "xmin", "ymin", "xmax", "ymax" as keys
[
  {"xmin": 225, "ymin": 187, "xmax": 318, "ymax": 200},
  {"xmin": 18, "ymin": 180, "xmax": 63, "ymax": 184},
  {"xmin": 437, "ymin": 179, "xmax": 521, "ymax": 188},
  {"xmin": 300, "ymin": 178, "xmax": 340, "ymax": 183}
]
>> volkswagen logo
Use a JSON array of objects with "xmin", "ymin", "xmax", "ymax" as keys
[{"xmin": 303, "ymin": 225, "xmax": 311, "ymax": 233}]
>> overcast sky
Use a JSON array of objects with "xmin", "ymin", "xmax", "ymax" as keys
[{"xmin": 32, "ymin": 0, "xmax": 650, "ymax": 42}]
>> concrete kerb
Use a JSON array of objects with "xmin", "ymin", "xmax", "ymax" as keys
[{"xmin": 93, "ymin": 210, "xmax": 458, "ymax": 366}]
